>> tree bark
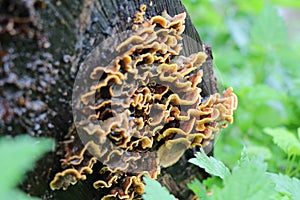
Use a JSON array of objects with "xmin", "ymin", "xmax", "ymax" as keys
[{"xmin": 0, "ymin": 0, "xmax": 217, "ymax": 199}]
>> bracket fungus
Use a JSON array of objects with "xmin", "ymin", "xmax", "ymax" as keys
[{"xmin": 50, "ymin": 4, "xmax": 237, "ymax": 200}]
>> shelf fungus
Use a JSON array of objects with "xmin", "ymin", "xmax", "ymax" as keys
[{"xmin": 50, "ymin": 4, "xmax": 237, "ymax": 200}]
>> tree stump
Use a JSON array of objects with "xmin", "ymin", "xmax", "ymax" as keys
[{"xmin": 0, "ymin": 0, "xmax": 221, "ymax": 199}]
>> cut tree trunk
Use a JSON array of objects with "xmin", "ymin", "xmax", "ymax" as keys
[{"xmin": 0, "ymin": 0, "xmax": 218, "ymax": 199}]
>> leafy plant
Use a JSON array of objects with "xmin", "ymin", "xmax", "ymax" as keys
[
  {"xmin": 264, "ymin": 127, "xmax": 300, "ymax": 177},
  {"xmin": 188, "ymin": 149, "xmax": 276, "ymax": 200},
  {"xmin": 183, "ymin": 0, "xmax": 300, "ymax": 175},
  {"xmin": 269, "ymin": 173, "xmax": 300, "ymax": 200},
  {"xmin": 187, "ymin": 148, "xmax": 300, "ymax": 200},
  {"xmin": 143, "ymin": 148, "xmax": 300, "ymax": 200},
  {"xmin": 142, "ymin": 175, "xmax": 176, "ymax": 200},
  {"xmin": 187, "ymin": 178, "xmax": 208, "ymax": 200},
  {"xmin": 189, "ymin": 149, "xmax": 230, "ymax": 179},
  {"xmin": 0, "ymin": 135, "xmax": 54, "ymax": 200}
]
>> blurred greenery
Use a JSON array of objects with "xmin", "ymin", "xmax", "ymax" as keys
[
  {"xmin": 183, "ymin": 0, "xmax": 300, "ymax": 176},
  {"xmin": 0, "ymin": 135, "xmax": 54, "ymax": 200}
]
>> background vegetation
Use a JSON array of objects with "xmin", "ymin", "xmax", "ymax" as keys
[{"xmin": 183, "ymin": 0, "xmax": 300, "ymax": 176}]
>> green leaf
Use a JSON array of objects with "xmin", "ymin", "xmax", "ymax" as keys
[
  {"xmin": 0, "ymin": 135, "xmax": 54, "ymax": 194},
  {"xmin": 187, "ymin": 179, "xmax": 208, "ymax": 200},
  {"xmin": 264, "ymin": 127, "xmax": 300, "ymax": 155},
  {"xmin": 269, "ymin": 173, "xmax": 300, "ymax": 200},
  {"xmin": 214, "ymin": 152, "xmax": 276, "ymax": 200},
  {"xmin": 0, "ymin": 189, "xmax": 40, "ymax": 200},
  {"xmin": 142, "ymin": 176, "xmax": 176, "ymax": 200},
  {"xmin": 250, "ymin": 4, "xmax": 287, "ymax": 48},
  {"xmin": 203, "ymin": 176, "xmax": 223, "ymax": 190},
  {"xmin": 189, "ymin": 149, "xmax": 230, "ymax": 179}
]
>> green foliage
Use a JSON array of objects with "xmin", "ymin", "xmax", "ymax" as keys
[
  {"xmin": 251, "ymin": 4, "xmax": 287, "ymax": 48},
  {"xmin": 188, "ymin": 149, "xmax": 230, "ymax": 179},
  {"xmin": 187, "ymin": 179, "xmax": 208, "ymax": 200},
  {"xmin": 189, "ymin": 149, "xmax": 300, "ymax": 200},
  {"xmin": 264, "ymin": 128, "xmax": 300, "ymax": 156},
  {"xmin": 144, "ymin": 149, "xmax": 300, "ymax": 200},
  {"xmin": 264, "ymin": 127, "xmax": 300, "ymax": 176},
  {"xmin": 1, "ymin": 189, "xmax": 40, "ymax": 200},
  {"xmin": 269, "ymin": 173, "xmax": 300, "ymax": 200},
  {"xmin": 0, "ymin": 135, "xmax": 54, "ymax": 200},
  {"xmin": 183, "ymin": 0, "xmax": 300, "ymax": 174},
  {"xmin": 202, "ymin": 176, "xmax": 223, "ymax": 190},
  {"xmin": 214, "ymin": 151, "xmax": 275, "ymax": 200},
  {"xmin": 271, "ymin": 0, "xmax": 300, "ymax": 8},
  {"xmin": 142, "ymin": 176, "xmax": 176, "ymax": 200}
]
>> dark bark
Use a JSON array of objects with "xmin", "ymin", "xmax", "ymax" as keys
[{"xmin": 0, "ymin": 0, "xmax": 218, "ymax": 199}]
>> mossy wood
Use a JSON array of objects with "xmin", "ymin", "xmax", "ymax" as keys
[{"xmin": 1, "ymin": 0, "xmax": 223, "ymax": 199}]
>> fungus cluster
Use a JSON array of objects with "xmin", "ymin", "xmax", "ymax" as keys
[{"xmin": 50, "ymin": 5, "xmax": 237, "ymax": 199}]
